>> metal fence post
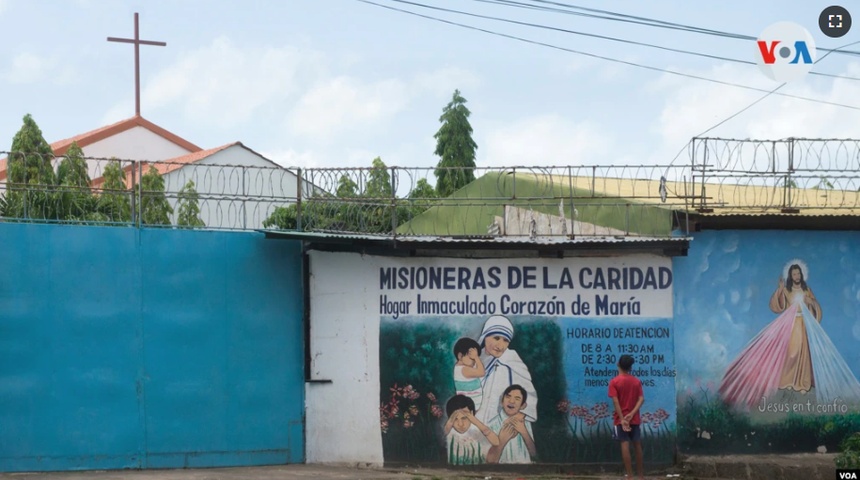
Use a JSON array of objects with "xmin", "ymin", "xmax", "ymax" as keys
[
  {"xmin": 130, "ymin": 161, "xmax": 137, "ymax": 225},
  {"xmin": 296, "ymin": 168, "xmax": 303, "ymax": 231},
  {"xmin": 390, "ymin": 166, "xmax": 397, "ymax": 237},
  {"xmin": 568, "ymin": 166, "xmax": 575, "ymax": 239},
  {"xmin": 137, "ymin": 160, "xmax": 143, "ymax": 228}
]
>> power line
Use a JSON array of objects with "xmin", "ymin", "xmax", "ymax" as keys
[
  {"xmin": 475, "ymin": 0, "xmax": 860, "ymax": 57},
  {"xmin": 357, "ymin": 0, "xmax": 860, "ymax": 111},
  {"xmin": 474, "ymin": 0, "xmax": 753, "ymax": 40},
  {"xmin": 695, "ymin": 39, "xmax": 860, "ymax": 138},
  {"xmin": 389, "ymin": 0, "xmax": 860, "ymax": 82}
]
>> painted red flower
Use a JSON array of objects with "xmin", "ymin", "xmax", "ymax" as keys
[{"xmin": 557, "ymin": 399, "xmax": 571, "ymax": 413}]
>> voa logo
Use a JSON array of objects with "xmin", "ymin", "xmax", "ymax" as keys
[
  {"xmin": 838, "ymin": 471, "xmax": 859, "ymax": 479},
  {"xmin": 756, "ymin": 21, "xmax": 817, "ymax": 82}
]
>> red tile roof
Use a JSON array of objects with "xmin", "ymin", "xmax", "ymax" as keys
[{"xmin": 0, "ymin": 115, "xmax": 202, "ymax": 181}]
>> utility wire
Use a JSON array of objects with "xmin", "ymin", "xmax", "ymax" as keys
[
  {"xmin": 659, "ymin": 38, "xmax": 860, "ymax": 186},
  {"xmin": 391, "ymin": 0, "xmax": 860, "ymax": 82},
  {"xmin": 357, "ymin": 0, "xmax": 860, "ymax": 111},
  {"xmin": 473, "ymin": 0, "xmax": 753, "ymax": 40},
  {"xmin": 695, "ymin": 39, "xmax": 860, "ymax": 138},
  {"xmin": 488, "ymin": 0, "xmax": 860, "ymax": 57}
]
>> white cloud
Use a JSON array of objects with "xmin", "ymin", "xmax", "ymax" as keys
[
  {"xmin": 412, "ymin": 66, "xmax": 481, "ymax": 99},
  {"xmin": 287, "ymin": 76, "xmax": 411, "ymax": 139},
  {"xmin": 482, "ymin": 114, "xmax": 611, "ymax": 167},
  {"xmin": 101, "ymin": 100, "xmax": 134, "ymax": 124},
  {"xmin": 135, "ymin": 36, "xmax": 324, "ymax": 129},
  {"xmin": 3, "ymin": 52, "xmax": 73, "ymax": 84},
  {"xmin": 649, "ymin": 61, "xmax": 860, "ymax": 161},
  {"xmin": 260, "ymin": 148, "xmax": 320, "ymax": 169},
  {"xmin": 286, "ymin": 66, "xmax": 480, "ymax": 141}
]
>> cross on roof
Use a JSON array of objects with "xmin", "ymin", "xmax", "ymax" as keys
[{"xmin": 107, "ymin": 12, "xmax": 166, "ymax": 117}]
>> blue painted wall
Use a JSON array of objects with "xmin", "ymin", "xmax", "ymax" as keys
[
  {"xmin": 0, "ymin": 224, "xmax": 304, "ymax": 471},
  {"xmin": 673, "ymin": 230, "xmax": 860, "ymax": 453}
]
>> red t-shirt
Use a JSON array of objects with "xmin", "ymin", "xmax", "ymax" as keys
[{"xmin": 608, "ymin": 373, "xmax": 644, "ymax": 426}]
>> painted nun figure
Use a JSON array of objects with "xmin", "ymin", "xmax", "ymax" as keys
[{"xmin": 475, "ymin": 315, "xmax": 538, "ymax": 426}]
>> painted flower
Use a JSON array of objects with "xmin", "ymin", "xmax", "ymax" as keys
[
  {"xmin": 570, "ymin": 405, "xmax": 589, "ymax": 418},
  {"xmin": 427, "ymin": 392, "xmax": 437, "ymax": 402},
  {"xmin": 380, "ymin": 418, "xmax": 389, "ymax": 433},
  {"xmin": 402, "ymin": 385, "xmax": 420, "ymax": 400},
  {"xmin": 557, "ymin": 399, "xmax": 571, "ymax": 413},
  {"xmin": 409, "ymin": 405, "xmax": 420, "ymax": 416},
  {"xmin": 431, "ymin": 405, "xmax": 444, "ymax": 418},
  {"xmin": 390, "ymin": 383, "xmax": 402, "ymax": 397},
  {"xmin": 592, "ymin": 402, "xmax": 610, "ymax": 419}
]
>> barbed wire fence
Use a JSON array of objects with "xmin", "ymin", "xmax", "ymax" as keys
[{"xmin": 1, "ymin": 137, "xmax": 859, "ymax": 237}]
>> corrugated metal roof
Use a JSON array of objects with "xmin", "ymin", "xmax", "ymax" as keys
[
  {"xmin": 687, "ymin": 210, "xmax": 860, "ymax": 217},
  {"xmin": 260, "ymin": 230, "xmax": 691, "ymax": 250}
]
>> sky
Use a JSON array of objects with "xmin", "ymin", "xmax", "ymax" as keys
[{"xmin": 1, "ymin": 0, "xmax": 859, "ymax": 176}]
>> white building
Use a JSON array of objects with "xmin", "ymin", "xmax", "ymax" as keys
[{"xmin": 0, "ymin": 115, "xmax": 307, "ymax": 229}]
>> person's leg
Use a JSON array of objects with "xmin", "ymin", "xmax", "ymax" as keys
[
  {"xmin": 633, "ymin": 440, "xmax": 644, "ymax": 479},
  {"xmin": 620, "ymin": 440, "xmax": 633, "ymax": 477},
  {"xmin": 627, "ymin": 425, "xmax": 643, "ymax": 479}
]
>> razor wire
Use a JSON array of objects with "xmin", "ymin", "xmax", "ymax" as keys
[{"xmin": 1, "ymin": 139, "xmax": 859, "ymax": 237}]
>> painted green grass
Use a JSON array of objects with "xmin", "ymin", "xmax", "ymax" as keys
[
  {"xmin": 678, "ymin": 389, "xmax": 860, "ymax": 453},
  {"xmin": 397, "ymin": 172, "xmax": 674, "ymax": 237}
]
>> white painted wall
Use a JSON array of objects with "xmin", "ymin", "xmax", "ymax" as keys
[
  {"xmin": 81, "ymin": 126, "xmax": 194, "ymax": 182},
  {"xmin": 307, "ymin": 250, "xmax": 384, "ymax": 465},
  {"xmin": 306, "ymin": 251, "xmax": 674, "ymax": 465},
  {"xmin": 81, "ymin": 126, "xmax": 193, "ymax": 162},
  {"xmin": 496, "ymin": 205, "xmax": 628, "ymax": 236},
  {"xmin": 160, "ymin": 146, "xmax": 301, "ymax": 230}
]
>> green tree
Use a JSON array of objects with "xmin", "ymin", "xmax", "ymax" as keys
[
  {"xmin": 433, "ymin": 89, "xmax": 477, "ymax": 197},
  {"xmin": 96, "ymin": 159, "xmax": 131, "ymax": 223},
  {"xmin": 5, "ymin": 114, "xmax": 57, "ymax": 219},
  {"xmin": 262, "ymin": 204, "xmax": 298, "ymax": 230},
  {"xmin": 365, "ymin": 157, "xmax": 393, "ymax": 198},
  {"xmin": 135, "ymin": 165, "xmax": 173, "ymax": 226},
  {"xmin": 363, "ymin": 157, "xmax": 396, "ymax": 234},
  {"xmin": 406, "ymin": 178, "xmax": 438, "ymax": 217},
  {"xmin": 57, "ymin": 141, "xmax": 95, "ymax": 220},
  {"xmin": 336, "ymin": 174, "xmax": 359, "ymax": 198},
  {"xmin": 176, "ymin": 180, "xmax": 205, "ymax": 227}
]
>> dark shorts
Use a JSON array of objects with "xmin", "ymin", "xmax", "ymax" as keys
[{"xmin": 612, "ymin": 423, "xmax": 641, "ymax": 442}]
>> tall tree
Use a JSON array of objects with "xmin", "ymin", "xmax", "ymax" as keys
[
  {"xmin": 96, "ymin": 159, "xmax": 131, "ymax": 223},
  {"xmin": 57, "ymin": 141, "xmax": 94, "ymax": 220},
  {"xmin": 363, "ymin": 157, "xmax": 395, "ymax": 234},
  {"xmin": 365, "ymin": 157, "xmax": 393, "ymax": 198},
  {"xmin": 176, "ymin": 180, "xmax": 205, "ymax": 227},
  {"xmin": 6, "ymin": 114, "xmax": 57, "ymax": 219},
  {"xmin": 433, "ymin": 89, "xmax": 477, "ymax": 197},
  {"xmin": 136, "ymin": 165, "xmax": 173, "ymax": 226},
  {"xmin": 406, "ymin": 178, "xmax": 438, "ymax": 217}
]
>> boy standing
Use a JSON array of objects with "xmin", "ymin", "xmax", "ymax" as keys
[{"xmin": 608, "ymin": 354, "xmax": 645, "ymax": 480}]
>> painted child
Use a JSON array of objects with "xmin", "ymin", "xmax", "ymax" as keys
[
  {"xmin": 452, "ymin": 337, "xmax": 485, "ymax": 411},
  {"xmin": 485, "ymin": 385, "xmax": 537, "ymax": 464},
  {"xmin": 443, "ymin": 394, "xmax": 499, "ymax": 465}
]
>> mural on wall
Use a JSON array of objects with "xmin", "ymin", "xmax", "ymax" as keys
[
  {"xmin": 376, "ymin": 256, "xmax": 677, "ymax": 465},
  {"xmin": 675, "ymin": 232, "xmax": 860, "ymax": 454}
]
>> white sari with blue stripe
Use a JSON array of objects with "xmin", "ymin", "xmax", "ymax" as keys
[{"xmin": 476, "ymin": 348, "xmax": 538, "ymax": 426}]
